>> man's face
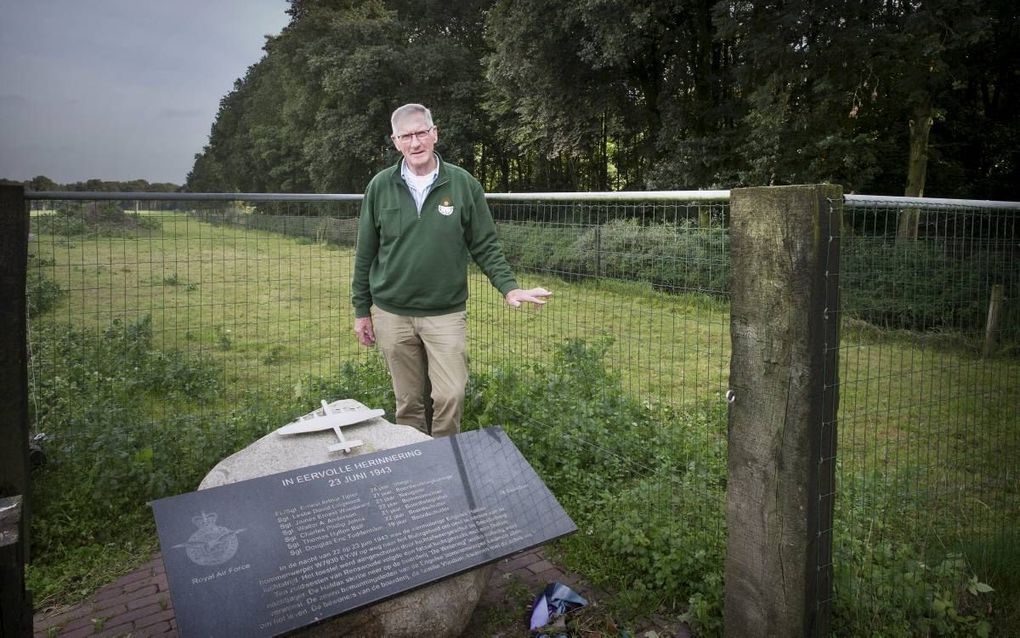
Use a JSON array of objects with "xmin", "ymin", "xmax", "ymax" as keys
[{"xmin": 392, "ymin": 112, "xmax": 438, "ymax": 176}]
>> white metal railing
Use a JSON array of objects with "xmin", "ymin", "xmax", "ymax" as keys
[{"xmin": 22, "ymin": 190, "xmax": 1020, "ymax": 209}]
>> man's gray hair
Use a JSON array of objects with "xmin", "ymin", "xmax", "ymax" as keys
[{"xmin": 391, "ymin": 103, "xmax": 434, "ymax": 134}]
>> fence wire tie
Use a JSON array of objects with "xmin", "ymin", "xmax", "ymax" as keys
[{"xmin": 725, "ymin": 389, "xmax": 736, "ymax": 404}]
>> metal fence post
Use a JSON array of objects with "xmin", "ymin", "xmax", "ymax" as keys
[
  {"xmin": 725, "ymin": 184, "xmax": 842, "ymax": 637},
  {"xmin": 0, "ymin": 184, "xmax": 32, "ymax": 636}
]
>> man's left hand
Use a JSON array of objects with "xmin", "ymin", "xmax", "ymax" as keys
[{"xmin": 505, "ymin": 287, "xmax": 553, "ymax": 307}]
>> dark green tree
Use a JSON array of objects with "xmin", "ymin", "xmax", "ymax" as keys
[
  {"xmin": 184, "ymin": 0, "xmax": 1018, "ymax": 199},
  {"xmin": 188, "ymin": 0, "xmax": 495, "ymax": 193},
  {"xmin": 716, "ymin": 0, "xmax": 1017, "ymax": 202},
  {"xmin": 28, "ymin": 175, "xmax": 58, "ymax": 191}
]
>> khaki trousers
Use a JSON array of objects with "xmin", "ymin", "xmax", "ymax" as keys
[{"xmin": 371, "ymin": 306, "xmax": 467, "ymax": 438}]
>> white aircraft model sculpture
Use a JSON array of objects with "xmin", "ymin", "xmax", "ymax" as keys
[{"xmin": 276, "ymin": 400, "xmax": 384, "ymax": 454}]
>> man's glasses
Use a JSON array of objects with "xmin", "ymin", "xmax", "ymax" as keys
[{"xmin": 393, "ymin": 127, "xmax": 435, "ymax": 144}]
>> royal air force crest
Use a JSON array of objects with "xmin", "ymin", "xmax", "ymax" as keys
[{"xmin": 173, "ymin": 512, "xmax": 244, "ymax": 566}]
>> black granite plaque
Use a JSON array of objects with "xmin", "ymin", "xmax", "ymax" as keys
[{"xmin": 151, "ymin": 426, "xmax": 576, "ymax": 638}]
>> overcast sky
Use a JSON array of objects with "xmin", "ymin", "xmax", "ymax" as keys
[{"xmin": 0, "ymin": 0, "xmax": 291, "ymax": 185}]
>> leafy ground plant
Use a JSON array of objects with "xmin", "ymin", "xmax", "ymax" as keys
[
  {"xmin": 27, "ymin": 317, "xmax": 224, "ymax": 604},
  {"xmin": 464, "ymin": 338, "xmax": 728, "ymax": 633},
  {"xmin": 26, "ymin": 329, "xmax": 396, "ymax": 607},
  {"xmin": 26, "ymin": 255, "xmax": 64, "ymax": 318}
]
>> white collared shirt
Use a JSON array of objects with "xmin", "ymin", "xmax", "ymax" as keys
[{"xmin": 400, "ymin": 157, "xmax": 439, "ymax": 214}]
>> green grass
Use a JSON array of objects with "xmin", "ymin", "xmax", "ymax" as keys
[
  {"xmin": 32, "ymin": 214, "xmax": 354, "ymax": 390},
  {"xmin": 31, "ymin": 213, "xmax": 733, "ymax": 409},
  {"xmin": 25, "ymin": 211, "xmax": 1019, "ymax": 633}
]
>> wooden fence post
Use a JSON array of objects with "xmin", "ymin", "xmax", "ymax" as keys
[
  {"xmin": 698, "ymin": 203, "xmax": 711, "ymax": 228},
  {"xmin": 0, "ymin": 184, "xmax": 32, "ymax": 637},
  {"xmin": 725, "ymin": 184, "xmax": 842, "ymax": 637},
  {"xmin": 983, "ymin": 284, "xmax": 1004, "ymax": 358}
]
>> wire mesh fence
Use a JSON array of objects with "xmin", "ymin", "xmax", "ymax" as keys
[
  {"xmin": 831, "ymin": 197, "xmax": 1020, "ymax": 634},
  {"xmin": 19, "ymin": 190, "xmax": 1020, "ymax": 633},
  {"xmin": 23, "ymin": 192, "xmax": 733, "ymax": 624},
  {"xmin": 485, "ymin": 198, "xmax": 731, "ymax": 403},
  {"xmin": 477, "ymin": 198, "xmax": 733, "ymax": 618}
]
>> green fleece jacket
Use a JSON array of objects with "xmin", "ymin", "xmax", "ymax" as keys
[{"xmin": 351, "ymin": 156, "xmax": 518, "ymax": 318}]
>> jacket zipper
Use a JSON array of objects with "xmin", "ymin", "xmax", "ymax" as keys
[{"xmin": 414, "ymin": 177, "xmax": 449, "ymax": 220}]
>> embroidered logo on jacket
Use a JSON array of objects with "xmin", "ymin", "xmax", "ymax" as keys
[{"xmin": 438, "ymin": 199, "xmax": 455, "ymax": 216}]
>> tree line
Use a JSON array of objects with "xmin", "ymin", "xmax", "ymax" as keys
[
  {"xmin": 3, "ymin": 176, "xmax": 181, "ymax": 193},
  {"xmin": 187, "ymin": 0, "xmax": 1011, "ymax": 200}
]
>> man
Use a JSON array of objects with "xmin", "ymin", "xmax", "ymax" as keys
[{"xmin": 352, "ymin": 103, "xmax": 551, "ymax": 438}]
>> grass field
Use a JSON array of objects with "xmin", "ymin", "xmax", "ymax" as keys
[
  {"xmin": 31, "ymin": 213, "xmax": 735, "ymax": 408},
  {"xmin": 26, "ymin": 211, "xmax": 1019, "ymax": 632}
]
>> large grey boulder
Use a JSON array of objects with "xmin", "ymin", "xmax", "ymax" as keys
[{"xmin": 199, "ymin": 399, "xmax": 493, "ymax": 638}]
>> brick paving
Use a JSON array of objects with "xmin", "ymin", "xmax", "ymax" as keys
[
  {"xmin": 32, "ymin": 549, "xmax": 596, "ymax": 638},
  {"xmin": 33, "ymin": 556, "xmax": 175, "ymax": 637}
]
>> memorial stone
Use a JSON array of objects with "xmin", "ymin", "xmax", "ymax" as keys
[{"xmin": 152, "ymin": 400, "xmax": 576, "ymax": 637}]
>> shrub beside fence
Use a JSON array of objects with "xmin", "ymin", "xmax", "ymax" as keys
[
  {"xmin": 194, "ymin": 207, "xmax": 360, "ymax": 246},
  {"xmin": 497, "ymin": 218, "xmax": 731, "ymax": 295},
  {"xmin": 842, "ymin": 200, "xmax": 1020, "ymax": 340}
]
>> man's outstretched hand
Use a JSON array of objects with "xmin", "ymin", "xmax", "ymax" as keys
[{"xmin": 505, "ymin": 287, "xmax": 553, "ymax": 308}]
